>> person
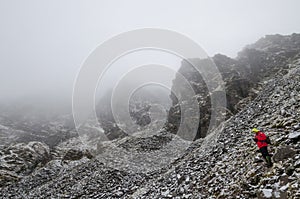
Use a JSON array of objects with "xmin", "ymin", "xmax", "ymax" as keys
[{"xmin": 252, "ymin": 128, "xmax": 273, "ymax": 167}]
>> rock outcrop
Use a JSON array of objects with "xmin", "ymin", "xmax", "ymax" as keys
[
  {"xmin": 166, "ymin": 33, "xmax": 300, "ymax": 140},
  {"xmin": 0, "ymin": 142, "xmax": 51, "ymax": 187}
]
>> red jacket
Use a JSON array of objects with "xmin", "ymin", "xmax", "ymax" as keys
[{"xmin": 254, "ymin": 131, "xmax": 268, "ymax": 148}]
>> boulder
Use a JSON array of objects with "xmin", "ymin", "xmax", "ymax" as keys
[
  {"xmin": 288, "ymin": 131, "xmax": 300, "ymax": 142},
  {"xmin": 273, "ymin": 146, "xmax": 296, "ymax": 162},
  {"xmin": 63, "ymin": 149, "xmax": 93, "ymax": 161}
]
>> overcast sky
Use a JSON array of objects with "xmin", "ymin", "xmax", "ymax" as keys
[{"xmin": 0, "ymin": 0, "xmax": 300, "ymax": 106}]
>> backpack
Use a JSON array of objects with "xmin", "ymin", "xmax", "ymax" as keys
[{"xmin": 266, "ymin": 136, "xmax": 272, "ymax": 144}]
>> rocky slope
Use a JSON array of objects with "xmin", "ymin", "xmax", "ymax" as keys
[
  {"xmin": 0, "ymin": 33, "xmax": 300, "ymax": 198},
  {"xmin": 0, "ymin": 141, "xmax": 51, "ymax": 187},
  {"xmin": 1, "ymin": 59, "xmax": 299, "ymax": 199},
  {"xmin": 0, "ymin": 110, "xmax": 78, "ymax": 187},
  {"xmin": 132, "ymin": 59, "xmax": 300, "ymax": 199},
  {"xmin": 167, "ymin": 33, "xmax": 300, "ymax": 140}
]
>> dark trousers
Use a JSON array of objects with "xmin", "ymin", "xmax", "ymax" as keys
[
  {"xmin": 260, "ymin": 146, "xmax": 272, "ymax": 167},
  {"xmin": 259, "ymin": 146, "xmax": 270, "ymax": 159}
]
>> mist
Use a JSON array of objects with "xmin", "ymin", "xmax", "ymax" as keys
[{"xmin": 1, "ymin": 0, "xmax": 300, "ymax": 115}]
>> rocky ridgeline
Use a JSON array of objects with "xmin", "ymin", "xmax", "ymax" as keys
[{"xmin": 167, "ymin": 33, "xmax": 300, "ymax": 140}]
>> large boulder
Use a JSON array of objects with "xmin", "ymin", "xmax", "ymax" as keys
[{"xmin": 273, "ymin": 146, "xmax": 297, "ymax": 162}]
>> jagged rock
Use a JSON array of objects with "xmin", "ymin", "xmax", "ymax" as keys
[
  {"xmin": 129, "ymin": 102, "xmax": 152, "ymax": 127},
  {"xmin": 63, "ymin": 149, "xmax": 93, "ymax": 161},
  {"xmin": 0, "ymin": 141, "xmax": 50, "ymax": 187},
  {"xmin": 96, "ymin": 90, "xmax": 128, "ymax": 140},
  {"xmin": 166, "ymin": 34, "xmax": 300, "ymax": 139}
]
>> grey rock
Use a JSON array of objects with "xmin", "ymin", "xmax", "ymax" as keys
[
  {"xmin": 273, "ymin": 146, "xmax": 297, "ymax": 162},
  {"xmin": 0, "ymin": 141, "xmax": 50, "ymax": 187},
  {"xmin": 285, "ymin": 165, "xmax": 295, "ymax": 176},
  {"xmin": 288, "ymin": 131, "xmax": 300, "ymax": 141},
  {"xmin": 63, "ymin": 149, "xmax": 93, "ymax": 161}
]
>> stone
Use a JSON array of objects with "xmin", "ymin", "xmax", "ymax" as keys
[
  {"xmin": 273, "ymin": 146, "xmax": 297, "ymax": 162},
  {"xmin": 294, "ymin": 159, "xmax": 300, "ymax": 168},
  {"xmin": 279, "ymin": 174, "xmax": 289, "ymax": 185},
  {"xmin": 63, "ymin": 149, "xmax": 84, "ymax": 161},
  {"xmin": 288, "ymin": 131, "xmax": 300, "ymax": 142},
  {"xmin": 259, "ymin": 189, "xmax": 273, "ymax": 198},
  {"xmin": 285, "ymin": 166, "xmax": 295, "ymax": 176}
]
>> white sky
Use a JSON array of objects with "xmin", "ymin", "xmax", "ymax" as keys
[{"xmin": 0, "ymin": 0, "xmax": 300, "ymax": 103}]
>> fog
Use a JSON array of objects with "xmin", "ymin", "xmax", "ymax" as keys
[{"xmin": 0, "ymin": 0, "xmax": 300, "ymax": 115}]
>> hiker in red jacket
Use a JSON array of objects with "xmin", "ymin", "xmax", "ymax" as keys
[{"xmin": 252, "ymin": 128, "xmax": 273, "ymax": 167}]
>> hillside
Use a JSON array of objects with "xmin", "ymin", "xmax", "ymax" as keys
[
  {"xmin": 167, "ymin": 33, "xmax": 300, "ymax": 140},
  {"xmin": 1, "ymin": 34, "xmax": 300, "ymax": 198}
]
